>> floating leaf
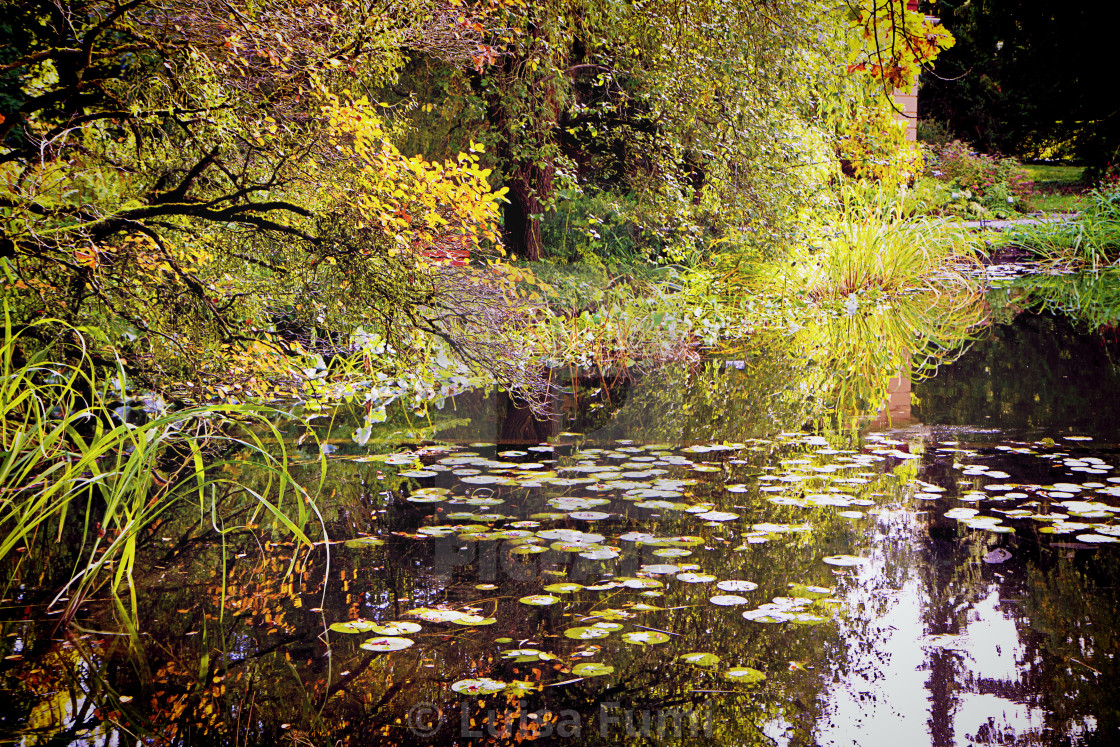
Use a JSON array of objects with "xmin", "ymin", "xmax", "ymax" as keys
[
  {"xmin": 676, "ymin": 573, "xmax": 717, "ymax": 583},
  {"xmin": 723, "ymin": 667, "xmax": 766, "ymax": 683},
  {"xmin": 360, "ymin": 636, "xmax": 414, "ymax": 652},
  {"xmin": 506, "ymin": 680, "xmax": 542, "ymax": 696},
  {"xmin": 511, "ymin": 544, "xmax": 548, "ymax": 555},
  {"xmin": 622, "ymin": 578, "xmax": 665, "ymax": 589},
  {"xmin": 453, "ymin": 615, "xmax": 497, "ymax": 626},
  {"xmin": 571, "ymin": 662, "xmax": 615, "ymax": 677},
  {"xmin": 696, "ymin": 511, "xmax": 739, "ymax": 522},
  {"xmin": 344, "ymin": 537, "xmax": 385, "ymax": 549},
  {"xmin": 742, "ymin": 609, "xmax": 793, "ymax": 623},
  {"xmin": 564, "ymin": 626, "xmax": 612, "ymax": 640},
  {"xmin": 329, "ymin": 620, "xmax": 382, "ymax": 634},
  {"xmin": 678, "ymin": 652, "xmax": 720, "ymax": 668},
  {"xmin": 451, "ymin": 678, "xmax": 506, "ymax": 695},
  {"xmin": 368, "ymin": 621, "xmax": 422, "ymax": 636},
  {"xmin": 621, "ymin": 631, "xmax": 670, "ymax": 645},
  {"xmin": 787, "ymin": 584, "xmax": 832, "ymax": 598},
  {"xmin": 406, "ymin": 494, "xmax": 446, "ymax": 503},
  {"xmin": 710, "ymin": 595, "xmax": 749, "ymax": 606},
  {"xmin": 717, "ymin": 580, "xmax": 758, "ymax": 593},
  {"xmin": 411, "ymin": 487, "xmax": 451, "ymax": 497},
  {"xmin": 408, "ymin": 608, "xmax": 469, "ymax": 623},
  {"xmin": 590, "ymin": 621, "xmax": 624, "ymax": 631},
  {"xmin": 501, "ymin": 649, "xmax": 557, "ymax": 662},
  {"xmin": 579, "ymin": 548, "xmax": 620, "ymax": 560},
  {"xmin": 652, "ymin": 548, "xmax": 692, "ymax": 558},
  {"xmin": 569, "ymin": 511, "xmax": 611, "ymax": 521},
  {"xmin": 638, "ymin": 564, "xmax": 679, "ymax": 575},
  {"xmin": 544, "ymin": 583, "xmax": 584, "ymax": 593},
  {"xmin": 822, "ymin": 555, "xmax": 867, "ymax": 566},
  {"xmin": 519, "ymin": 594, "xmax": 561, "ymax": 606}
]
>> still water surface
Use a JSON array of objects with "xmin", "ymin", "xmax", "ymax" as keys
[{"xmin": 3, "ymin": 310, "xmax": 1120, "ymax": 746}]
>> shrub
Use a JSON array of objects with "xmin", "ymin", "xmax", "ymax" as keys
[
  {"xmin": 836, "ymin": 103, "xmax": 924, "ymax": 191},
  {"xmin": 917, "ymin": 119, "xmax": 954, "ymax": 147},
  {"xmin": 1008, "ymin": 186, "xmax": 1120, "ymax": 267},
  {"xmin": 540, "ymin": 190, "xmax": 661, "ymax": 265},
  {"xmin": 924, "ymin": 141, "xmax": 1034, "ymax": 217}
]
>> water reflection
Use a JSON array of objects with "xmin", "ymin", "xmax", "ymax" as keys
[{"xmin": 5, "ymin": 301, "xmax": 1120, "ymax": 746}]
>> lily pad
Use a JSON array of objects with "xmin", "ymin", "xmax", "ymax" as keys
[
  {"xmin": 621, "ymin": 578, "xmax": 665, "ymax": 589},
  {"xmin": 564, "ymin": 626, "xmax": 612, "ymax": 640},
  {"xmin": 344, "ymin": 537, "xmax": 385, "ymax": 549},
  {"xmin": 452, "ymin": 615, "xmax": 497, "ymax": 626},
  {"xmin": 787, "ymin": 583, "xmax": 833, "ymax": 598},
  {"xmin": 652, "ymin": 548, "xmax": 693, "ymax": 558},
  {"xmin": 543, "ymin": 583, "xmax": 585, "ymax": 593},
  {"xmin": 506, "ymin": 680, "xmax": 542, "ymax": 696},
  {"xmin": 569, "ymin": 511, "xmax": 612, "ymax": 521},
  {"xmin": 1077, "ymin": 534, "xmax": 1120, "ymax": 543},
  {"xmin": 408, "ymin": 608, "xmax": 469, "ymax": 623},
  {"xmin": 406, "ymin": 494, "xmax": 447, "ymax": 503},
  {"xmin": 511, "ymin": 544, "xmax": 548, "ymax": 555},
  {"xmin": 571, "ymin": 662, "xmax": 614, "ymax": 677},
  {"xmin": 723, "ymin": 667, "xmax": 766, "ymax": 684},
  {"xmin": 710, "ymin": 595, "xmax": 750, "ymax": 606},
  {"xmin": 519, "ymin": 594, "xmax": 561, "ymax": 606},
  {"xmin": 717, "ymin": 580, "xmax": 758, "ymax": 593},
  {"xmin": 638, "ymin": 564, "xmax": 679, "ymax": 575},
  {"xmin": 368, "ymin": 621, "xmax": 422, "ymax": 636},
  {"xmin": 621, "ymin": 630, "xmax": 671, "ymax": 645},
  {"xmin": 678, "ymin": 652, "xmax": 721, "ymax": 668},
  {"xmin": 329, "ymin": 620, "xmax": 382, "ymax": 634},
  {"xmin": 359, "ymin": 636, "xmax": 414, "ymax": 652},
  {"xmin": 501, "ymin": 649, "xmax": 557, "ymax": 663},
  {"xmin": 822, "ymin": 555, "xmax": 868, "ymax": 566},
  {"xmin": 696, "ymin": 511, "xmax": 739, "ymax": 522},
  {"xmin": 590, "ymin": 621, "xmax": 625, "ymax": 631},
  {"xmin": 579, "ymin": 548, "xmax": 621, "ymax": 560},
  {"xmin": 451, "ymin": 678, "xmax": 506, "ymax": 695},
  {"xmin": 742, "ymin": 609, "xmax": 793, "ymax": 623}
]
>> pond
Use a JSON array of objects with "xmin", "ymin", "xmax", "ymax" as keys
[{"xmin": 4, "ymin": 280, "xmax": 1120, "ymax": 746}]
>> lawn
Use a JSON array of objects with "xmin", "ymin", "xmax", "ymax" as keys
[
  {"xmin": 1024, "ymin": 163, "xmax": 1088, "ymax": 214},
  {"xmin": 1024, "ymin": 163, "xmax": 1085, "ymax": 186}
]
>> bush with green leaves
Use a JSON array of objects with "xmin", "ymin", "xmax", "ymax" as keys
[
  {"xmin": 923, "ymin": 141, "xmax": 1034, "ymax": 218},
  {"xmin": 540, "ymin": 190, "xmax": 663, "ymax": 265},
  {"xmin": 1008, "ymin": 187, "xmax": 1120, "ymax": 268}
]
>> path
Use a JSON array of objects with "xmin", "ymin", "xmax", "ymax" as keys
[{"xmin": 954, "ymin": 213, "xmax": 1079, "ymax": 231}]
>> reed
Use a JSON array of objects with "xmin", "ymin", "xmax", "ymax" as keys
[
  {"xmin": 1, "ymin": 307, "xmax": 323, "ymax": 629},
  {"xmin": 1008, "ymin": 188, "xmax": 1120, "ymax": 269}
]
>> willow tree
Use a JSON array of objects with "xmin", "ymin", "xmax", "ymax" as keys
[
  {"xmin": 433, "ymin": 0, "xmax": 843, "ymax": 261},
  {"xmin": 0, "ymin": 0, "xmax": 542, "ymax": 399}
]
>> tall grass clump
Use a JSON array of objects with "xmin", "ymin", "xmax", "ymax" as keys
[
  {"xmin": 1009, "ymin": 268, "xmax": 1120, "ymax": 329},
  {"xmin": 1008, "ymin": 188, "xmax": 1120, "ymax": 269},
  {"xmin": 0, "ymin": 308, "xmax": 322, "ymax": 630},
  {"xmin": 762, "ymin": 183, "xmax": 983, "ymax": 300}
]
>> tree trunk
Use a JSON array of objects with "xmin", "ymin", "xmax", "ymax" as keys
[{"xmin": 503, "ymin": 162, "xmax": 553, "ymax": 261}]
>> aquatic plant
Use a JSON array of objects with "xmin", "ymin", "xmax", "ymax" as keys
[
  {"xmin": 1009, "ymin": 268, "xmax": 1120, "ymax": 329},
  {"xmin": 1008, "ymin": 188, "xmax": 1120, "ymax": 269},
  {"xmin": 801, "ymin": 185, "xmax": 983, "ymax": 299},
  {"xmin": 0, "ymin": 309, "xmax": 322, "ymax": 631}
]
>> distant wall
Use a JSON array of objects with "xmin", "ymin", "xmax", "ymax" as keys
[{"xmin": 892, "ymin": 0, "xmax": 928, "ymax": 143}]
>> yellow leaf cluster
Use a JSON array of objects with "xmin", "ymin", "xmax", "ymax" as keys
[{"xmin": 322, "ymin": 95, "xmax": 506, "ymax": 262}]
